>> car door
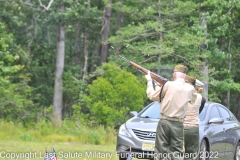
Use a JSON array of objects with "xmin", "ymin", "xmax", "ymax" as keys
[
  {"xmin": 207, "ymin": 105, "xmax": 225, "ymax": 158},
  {"xmin": 217, "ymin": 105, "xmax": 237, "ymax": 160}
]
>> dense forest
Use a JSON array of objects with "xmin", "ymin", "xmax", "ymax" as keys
[{"xmin": 0, "ymin": 0, "xmax": 240, "ymax": 128}]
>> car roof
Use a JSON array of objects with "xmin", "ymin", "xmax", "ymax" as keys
[{"xmin": 153, "ymin": 101, "xmax": 217, "ymax": 106}]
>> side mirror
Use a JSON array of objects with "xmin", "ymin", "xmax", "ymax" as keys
[
  {"xmin": 208, "ymin": 118, "xmax": 224, "ymax": 124},
  {"xmin": 130, "ymin": 111, "xmax": 138, "ymax": 117}
]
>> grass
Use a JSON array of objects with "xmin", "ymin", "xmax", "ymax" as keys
[
  {"xmin": 0, "ymin": 120, "xmax": 116, "ymax": 144},
  {"xmin": 0, "ymin": 141, "xmax": 140, "ymax": 160},
  {"xmin": 0, "ymin": 141, "xmax": 119, "ymax": 160},
  {"xmin": 0, "ymin": 120, "xmax": 140, "ymax": 159}
]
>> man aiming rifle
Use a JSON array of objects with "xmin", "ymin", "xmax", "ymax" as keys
[
  {"xmin": 145, "ymin": 65, "xmax": 197, "ymax": 160},
  {"xmin": 119, "ymin": 56, "xmax": 197, "ymax": 159}
]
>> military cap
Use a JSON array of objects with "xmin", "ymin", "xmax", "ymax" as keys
[
  {"xmin": 195, "ymin": 79, "xmax": 204, "ymax": 87},
  {"xmin": 185, "ymin": 75, "xmax": 196, "ymax": 85},
  {"xmin": 173, "ymin": 64, "xmax": 187, "ymax": 73}
]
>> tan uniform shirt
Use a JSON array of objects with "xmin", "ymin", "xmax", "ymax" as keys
[
  {"xmin": 146, "ymin": 78, "xmax": 197, "ymax": 119},
  {"xmin": 184, "ymin": 93, "xmax": 202, "ymax": 127}
]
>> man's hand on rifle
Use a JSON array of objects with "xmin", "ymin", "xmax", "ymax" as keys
[
  {"xmin": 145, "ymin": 71, "xmax": 162, "ymax": 88},
  {"xmin": 145, "ymin": 71, "xmax": 152, "ymax": 82}
]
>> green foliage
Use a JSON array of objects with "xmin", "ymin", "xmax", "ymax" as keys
[
  {"xmin": 0, "ymin": 23, "xmax": 21, "ymax": 78},
  {"xmin": 109, "ymin": 0, "xmax": 207, "ymax": 75},
  {"xmin": 63, "ymin": 71, "xmax": 88, "ymax": 117},
  {"xmin": 201, "ymin": 0, "xmax": 240, "ymax": 106},
  {"xmin": 82, "ymin": 63, "xmax": 147, "ymax": 127},
  {"xmin": 0, "ymin": 22, "xmax": 34, "ymax": 124}
]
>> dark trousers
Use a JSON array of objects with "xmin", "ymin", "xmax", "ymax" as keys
[
  {"xmin": 154, "ymin": 119, "xmax": 184, "ymax": 160},
  {"xmin": 184, "ymin": 126, "xmax": 199, "ymax": 160}
]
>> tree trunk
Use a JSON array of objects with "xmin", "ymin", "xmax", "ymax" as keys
[
  {"xmin": 90, "ymin": 44, "xmax": 101, "ymax": 73},
  {"xmin": 75, "ymin": 23, "xmax": 81, "ymax": 54},
  {"xmin": 74, "ymin": 22, "xmax": 83, "ymax": 78},
  {"xmin": 226, "ymin": 35, "xmax": 232, "ymax": 109},
  {"xmin": 82, "ymin": 28, "xmax": 89, "ymax": 81},
  {"xmin": 236, "ymin": 93, "xmax": 240, "ymax": 121},
  {"xmin": 100, "ymin": 0, "xmax": 112, "ymax": 65},
  {"xmin": 198, "ymin": 5, "xmax": 209, "ymax": 101},
  {"xmin": 52, "ymin": 1, "xmax": 65, "ymax": 127},
  {"xmin": 115, "ymin": 0, "xmax": 122, "ymax": 57},
  {"xmin": 201, "ymin": 59, "xmax": 208, "ymax": 101},
  {"xmin": 82, "ymin": 0, "xmax": 90, "ymax": 81},
  {"xmin": 157, "ymin": 0, "xmax": 163, "ymax": 75}
]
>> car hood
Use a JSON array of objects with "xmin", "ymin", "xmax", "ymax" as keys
[{"xmin": 125, "ymin": 117, "xmax": 159, "ymax": 131}]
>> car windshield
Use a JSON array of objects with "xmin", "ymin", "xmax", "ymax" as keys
[
  {"xmin": 139, "ymin": 102, "xmax": 161, "ymax": 119},
  {"xmin": 199, "ymin": 104, "xmax": 207, "ymax": 121},
  {"xmin": 139, "ymin": 102, "xmax": 208, "ymax": 120}
]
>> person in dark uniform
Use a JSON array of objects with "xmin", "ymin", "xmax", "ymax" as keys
[
  {"xmin": 184, "ymin": 76, "xmax": 206, "ymax": 160},
  {"xmin": 145, "ymin": 65, "xmax": 197, "ymax": 160}
]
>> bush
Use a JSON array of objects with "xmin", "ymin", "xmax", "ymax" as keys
[{"xmin": 82, "ymin": 63, "xmax": 147, "ymax": 127}]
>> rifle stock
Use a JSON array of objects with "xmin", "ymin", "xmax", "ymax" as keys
[{"xmin": 119, "ymin": 55, "xmax": 168, "ymax": 85}]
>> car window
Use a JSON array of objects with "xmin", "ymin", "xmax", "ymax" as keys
[
  {"xmin": 217, "ymin": 106, "xmax": 230, "ymax": 121},
  {"xmin": 229, "ymin": 112, "xmax": 237, "ymax": 121},
  {"xmin": 208, "ymin": 106, "xmax": 221, "ymax": 120},
  {"xmin": 139, "ymin": 102, "xmax": 161, "ymax": 119},
  {"xmin": 199, "ymin": 104, "xmax": 207, "ymax": 121},
  {"xmin": 217, "ymin": 106, "xmax": 234, "ymax": 121}
]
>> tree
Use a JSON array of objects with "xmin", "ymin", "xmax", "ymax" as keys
[
  {"xmin": 114, "ymin": 0, "xmax": 123, "ymax": 57},
  {"xmin": 201, "ymin": 0, "xmax": 240, "ymax": 107},
  {"xmin": 82, "ymin": 63, "xmax": 147, "ymax": 127},
  {"xmin": 109, "ymin": 0, "xmax": 207, "ymax": 80},
  {"xmin": 100, "ymin": 0, "xmax": 113, "ymax": 65},
  {"xmin": 52, "ymin": 0, "xmax": 66, "ymax": 127},
  {"xmin": 0, "ymin": 22, "xmax": 33, "ymax": 124}
]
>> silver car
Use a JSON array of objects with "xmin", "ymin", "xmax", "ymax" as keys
[{"xmin": 116, "ymin": 102, "xmax": 240, "ymax": 160}]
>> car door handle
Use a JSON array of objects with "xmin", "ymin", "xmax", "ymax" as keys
[{"xmin": 223, "ymin": 128, "xmax": 226, "ymax": 132}]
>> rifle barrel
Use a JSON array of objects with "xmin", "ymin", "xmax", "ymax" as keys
[
  {"xmin": 119, "ymin": 55, "xmax": 168, "ymax": 85},
  {"xmin": 119, "ymin": 55, "xmax": 130, "ymax": 63}
]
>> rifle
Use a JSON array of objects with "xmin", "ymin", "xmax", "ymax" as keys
[{"xmin": 119, "ymin": 55, "xmax": 168, "ymax": 86}]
